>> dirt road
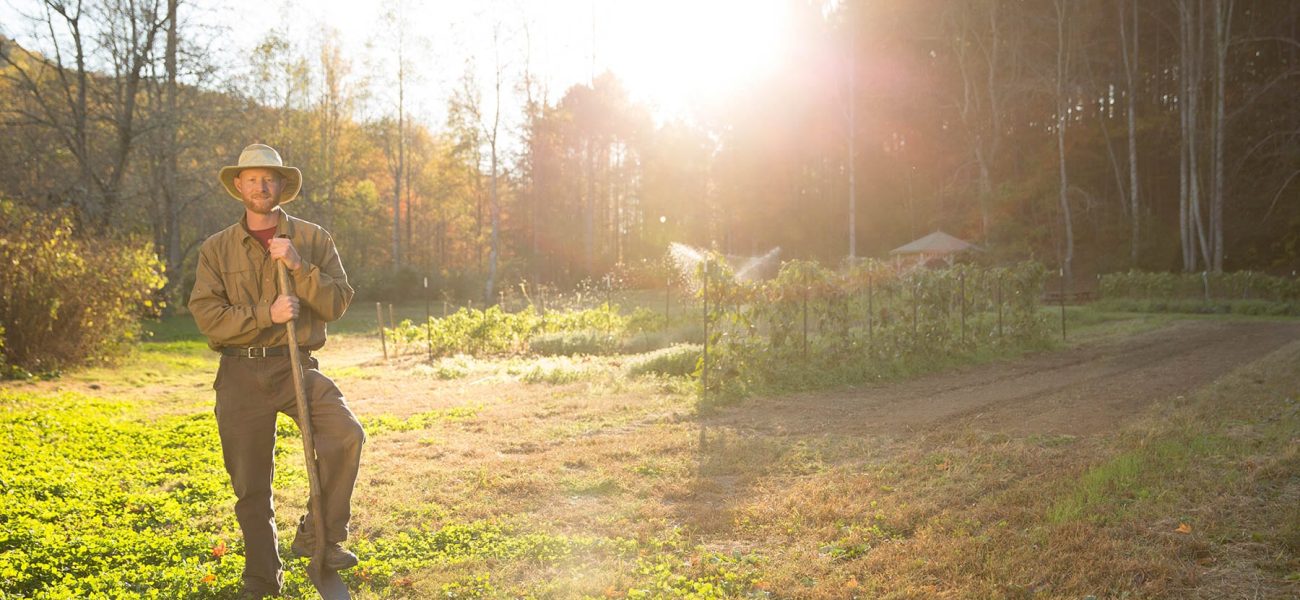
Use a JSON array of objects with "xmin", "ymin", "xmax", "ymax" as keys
[{"xmin": 707, "ymin": 320, "xmax": 1300, "ymax": 436}]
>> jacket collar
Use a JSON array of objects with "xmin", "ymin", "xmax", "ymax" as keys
[{"xmin": 238, "ymin": 207, "xmax": 296, "ymax": 244}]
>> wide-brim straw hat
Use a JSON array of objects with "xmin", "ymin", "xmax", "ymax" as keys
[{"xmin": 218, "ymin": 144, "xmax": 302, "ymax": 204}]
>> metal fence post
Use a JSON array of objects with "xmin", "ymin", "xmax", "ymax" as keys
[
  {"xmin": 701, "ymin": 259, "xmax": 709, "ymax": 402},
  {"xmin": 802, "ymin": 269, "xmax": 810, "ymax": 359},
  {"xmin": 867, "ymin": 274, "xmax": 874, "ymax": 345},
  {"xmin": 960, "ymin": 271, "xmax": 966, "ymax": 345},
  {"xmin": 425, "ymin": 277, "xmax": 432, "ymax": 361},
  {"xmin": 997, "ymin": 274, "xmax": 1004, "ymax": 339},
  {"xmin": 911, "ymin": 278, "xmax": 918, "ymax": 350},
  {"xmin": 1060, "ymin": 291, "xmax": 1067, "ymax": 341}
]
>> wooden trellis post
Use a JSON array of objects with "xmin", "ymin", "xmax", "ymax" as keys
[{"xmin": 376, "ymin": 302, "xmax": 388, "ymax": 360}]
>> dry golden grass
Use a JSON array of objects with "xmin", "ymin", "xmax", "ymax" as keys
[{"xmin": 301, "ymin": 320, "xmax": 1298, "ymax": 598}]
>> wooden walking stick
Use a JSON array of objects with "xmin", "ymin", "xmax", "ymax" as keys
[{"xmin": 276, "ymin": 258, "xmax": 350, "ymax": 599}]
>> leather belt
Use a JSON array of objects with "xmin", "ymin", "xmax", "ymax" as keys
[{"xmin": 220, "ymin": 346, "xmax": 309, "ymax": 358}]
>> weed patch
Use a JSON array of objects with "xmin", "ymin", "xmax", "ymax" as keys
[
  {"xmin": 0, "ymin": 390, "xmax": 237, "ymax": 597},
  {"xmin": 626, "ymin": 344, "xmax": 702, "ymax": 378},
  {"xmin": 517, "ymin": 357, "xmax": 602, "ymax": 385}
]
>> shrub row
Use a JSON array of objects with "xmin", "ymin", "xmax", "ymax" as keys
[
  {"xmin": 0, "ymin": 201, "xmax": 166, "ymax": 374},
  {"xmin": 1099, "ymin": 270, "xmax": 1300, "ymax": 303}
]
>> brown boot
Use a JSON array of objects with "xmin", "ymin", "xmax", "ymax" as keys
[{"xmin": 290, "ymin": 515, "xmax": 359, "ymax": 571}]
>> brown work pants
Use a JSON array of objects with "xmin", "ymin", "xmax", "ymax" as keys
[{"xmin": 214, "ymin": 353, "xmax": 365, "ymax": 594}]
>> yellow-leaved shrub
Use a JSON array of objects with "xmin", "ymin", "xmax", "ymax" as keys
[{"xmin": 0, "ymin": 200, "xmax": 166, "ymax": 373}]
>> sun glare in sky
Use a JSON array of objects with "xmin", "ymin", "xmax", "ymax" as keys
[
  {"xmin": 598, "ymin": 0, "xmax": 793, "ymax": 118},
  {"xmin": 296, "ymin": 0, "xmax": 796, "ymax": 122},
  {"xmin": 0, "ymin": 0, "xmax": 796, "ymax": 123}
]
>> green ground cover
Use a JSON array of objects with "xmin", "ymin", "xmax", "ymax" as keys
[{"xmin": 0, "ymin": 379, "xmax": 756, "ymax": 598}]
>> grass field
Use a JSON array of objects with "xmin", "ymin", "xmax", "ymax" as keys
[{"xmin": 3, "ymin": 306, "xmax": 1299, "ymax": 598}]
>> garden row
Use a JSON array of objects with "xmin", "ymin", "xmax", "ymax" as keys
[
  {"xmin": 698, "ymin": 259, "xmax": 1053, "ymax": 400},
  {"xmin": 383, "ymin": 258, "xmax": 1054, "ymax": 401},
  {"xmin": 382, "ymin": 303, "xmax": 701, "ymax": 358},
  {"xmin": 1097, "ymin": 270, "xmax": 1300, "ymax": 315}
]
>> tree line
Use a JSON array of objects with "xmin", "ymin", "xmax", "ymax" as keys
[{"xmin": 2, "ymin": 0, "xmax": 1299, "ymax": 308}]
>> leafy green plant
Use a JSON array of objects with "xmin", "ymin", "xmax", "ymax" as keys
[
  {"xmin": 385, "ymin": 304, "xmax": 632, "ymax": 357},
  {"xmin": 697, "ymin": 257, "xmax": 1051, "ymax": 402}
]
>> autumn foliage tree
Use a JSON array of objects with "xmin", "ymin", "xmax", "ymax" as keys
[{"xmin": 2, "ymin": 0, "xmax": 1300, "ymax": 316}]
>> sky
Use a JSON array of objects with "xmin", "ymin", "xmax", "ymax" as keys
[{"xmin": 1, "ymin": 0, "xmax": 797, "ymax": 133}]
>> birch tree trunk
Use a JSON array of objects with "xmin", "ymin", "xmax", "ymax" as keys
[
  {"xmin": 392, "ymin": 42, "xmax": 403, "ymax": 271},
  {"xmin": 1178, "ymin": 0, "xmax": 1205, "ymax": 271},
  {"xmin": 1118, "ymin": 0, "xmax": 1141, "ymax": 265},
  {"xmin": 584, "ymin": 139, "xmax": 596, "ymax": 275},
  {"xmin": 846, "ymin": 16, "xmax": 857, "ymax": 259},
  {"xmin": 1054, "ymin": 0, "xmax": 1074, "ymax": 292},
  {"xmin": 484, "ymin": 26, "xmax": 503, "ymax": 305},
  {"xmin": 392, "ymin": 17, "xmax": 406, "ymax": 271},
  {"xmin": 1210, "ymin": 0, "xmax": 1233, "ymax": 272},
  {"xmin": 162, "ymin": 0, "xmax": 181, "ymax": 302},
  {"xmin": 1188, "ymin": 0, "xmax": 1211, "ymax": 270}
]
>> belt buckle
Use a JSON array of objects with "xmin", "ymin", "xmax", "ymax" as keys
[{"xmin": 245, "ymin": 346, "xmax": 267, "ymax": 358}]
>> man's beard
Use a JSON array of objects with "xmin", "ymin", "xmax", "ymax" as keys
[{"xmin": 242, "ymin": 194, "xmax": 280, "ymax": 215}]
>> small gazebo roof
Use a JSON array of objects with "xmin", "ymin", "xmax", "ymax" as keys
[{"xmin": 889, "ymin": 230, "xmax": 980, "ymax": 256}]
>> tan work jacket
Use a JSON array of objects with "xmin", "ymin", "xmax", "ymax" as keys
[{"xmin": 188, "ymin": 208, "xmax": 354, "ymax": 352}]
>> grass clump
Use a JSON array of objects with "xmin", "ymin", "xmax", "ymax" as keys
[
  {"xmin": 619, "ymin": 324, "xmax": 706, "ymax": 354},
  {"xmin": 626, "ymin": 344, "xmax": 702, "ymax": 378},
  {"xmin": 528, "ymin": 330, "xmax": 618, "ymax": 356},
  {"xmin": 414, "ymin": 355, "xmax": 474, "ymax": 380},
  {"xmin": 518, "ymin": 357, "xmax": 598, "ymax": 385}
]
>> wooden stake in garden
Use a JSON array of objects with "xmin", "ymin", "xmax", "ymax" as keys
[
  {"xmin": 424, "ymin": 277, "xmax": 432, "ymax": 362},
  {"xmin": 388, "ymin": 303, "xmax": 397, "ymax": 356},
  {"xmin": 376, "ymin": 302, "xmax": 388, "ymax": 360}
]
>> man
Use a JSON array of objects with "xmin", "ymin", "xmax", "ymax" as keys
[{"xmin": 189, "ymin": 144, "xmax": 365, "ymax": 598}]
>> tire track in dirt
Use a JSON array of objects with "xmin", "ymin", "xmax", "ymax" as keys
[{"xmin": 706, "ymin": 320, "xmax": 1300, "ymax": 437}]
